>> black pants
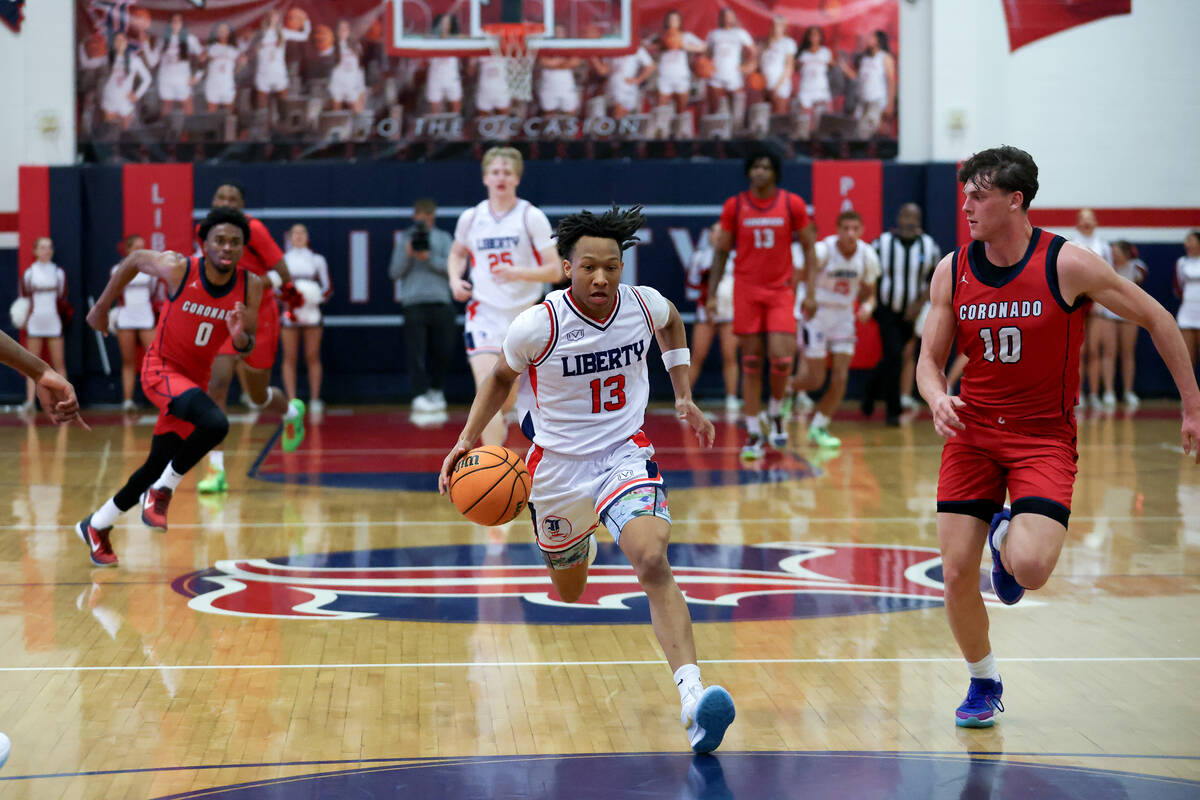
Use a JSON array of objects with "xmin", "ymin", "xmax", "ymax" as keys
[
  {"xmin": 863, "ymin": 306, "xmax": 915, "ymax": 419},
  {"xmin": 404, "ymin": 303, "xmax": 455, "ymax": 397}
]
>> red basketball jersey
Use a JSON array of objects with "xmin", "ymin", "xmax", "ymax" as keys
[
  {"xmin": 144, "ymin": 256, "xmax": 247, "ymax": 384},
  {"xmin": 194, "ymin": 215, "xmax": 282, "ymax": 296},
  {"xmin": 952, "ymin": 228, "xmax": 1086, "ymax": 438},
  {"xmin": 719, "ymin": 189, "xmax": 810, "ymax": 287}
]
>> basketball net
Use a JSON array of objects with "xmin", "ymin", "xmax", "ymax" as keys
[{"xmin": 483, "ymin": 23, "xmax": 543, "ymax": 103}]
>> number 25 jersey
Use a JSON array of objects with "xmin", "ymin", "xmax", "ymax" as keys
[
  {"xmin": 454, "ymin": 199, "xmax": 555, "ymax": 313},
  {"xmin": 953, "ymin": 228, "xmax": 1085, "ymax": 437},
  {"xmin": 144, "ymin": 256, "xmax": 247, "ymax": 385},
  {"xmin": 503, "ymin": 284, "xmax": 671, "ymax": 456}
]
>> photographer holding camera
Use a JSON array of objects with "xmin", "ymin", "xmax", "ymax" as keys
[{"xmin": 389, "ymin": 198, "xmax": 455, "ymax": 414}]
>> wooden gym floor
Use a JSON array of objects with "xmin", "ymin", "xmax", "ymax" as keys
[{"xmin": 0, "ymin": 403, "xmax": 1197, "ymax": 799}]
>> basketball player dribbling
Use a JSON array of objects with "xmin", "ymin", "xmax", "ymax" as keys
[
  {"xmin": 708, "ymin": 146, "xmax": 818, "ymax": 459},
  {"xmin": 79, "ymin": 209, "xmax": 267, "ymax": 566},
  {"xmin": 918, "ymin": 146, "xmax": 1200, "ymax": 728},
  {"xmin": 438, "ymin": 206, "xmax": 736, "ymax": 753},
  {"xmin": 448, "ymin": 146, "xmax": 560, "ymax": 447},
  {"xmin": 197, "ymin": 182, "xmax": 306, "ymax": 494}
]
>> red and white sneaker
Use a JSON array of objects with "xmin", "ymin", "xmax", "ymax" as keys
[
  {"xmin": 141, "ymin": 487, "xmax": 172, "ymax": 532},
  {"xmin": 76, "ymin": 515, "xmax": 118, "ymax": 567}
]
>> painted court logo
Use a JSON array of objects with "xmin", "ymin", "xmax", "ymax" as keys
[{"xmin": 172, "ymin": 542, "xmax": 987, "ymax": 624}]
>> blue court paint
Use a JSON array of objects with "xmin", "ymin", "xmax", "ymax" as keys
[{"xmin": 152, "ymin": 751, "xmax": 1200, "ymax": 800}]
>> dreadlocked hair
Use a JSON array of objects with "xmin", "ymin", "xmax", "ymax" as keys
[{"xmin": 554, "ymin": 205, "xmax": 646, "ymax": 260}]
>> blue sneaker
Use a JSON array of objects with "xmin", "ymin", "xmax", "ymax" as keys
[
  {"xmin": 683, "ymin": 686, "xmax": 736, "ymax": 753},
  {"xmin": 988, "ymin": 508, "xmax": 1024, "ymax": 605},
  {"xmin": 955, "ymin": 677, "xmax": 1004, "ymax": 728}
]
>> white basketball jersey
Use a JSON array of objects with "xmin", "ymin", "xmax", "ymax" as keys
[
  {"xmin": 454, "ymin": 199, "xmax": 554, "ymax": 313},
  {"xmin": 503, "ymin": 284, "xmax": 671, "ymax": 456},
  {"xmin": 814, "ymin": 236, "xmax": 880, "ymax": 309}
]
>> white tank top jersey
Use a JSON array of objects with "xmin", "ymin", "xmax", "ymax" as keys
[
  {"xmin": 1179, "ymin": 256, "xmax": 1200, "ymax": 306},
  {"xmin": 658, "ymin": 32, "xmax": 704, "ymax": 79},
  {"xmin": 760, "ymin": 36, "xmax": 797, "ymax": 83},
  {"xmin": 112, "ymin": 265, "xmax": 157, "ymax": 328},
  {"xmin": 798, "ymin": 47, "xmax": 832, "ymax": 96},
  {"xmin": 503, "ymin": 284, "xmax": 672, "ymax": 456},
  {"xmin": 609, "ymin": 47, "xmax": 654, "ymax": 86},
  {"xmin": 707, "ymin": 27, "xmax": 753, "ymax": 76},
  {"xmin": 454, "ymin": 199, "xmax": 555, "ymax": 312},
  {"xmin": 814, "ymin": 236, "xmax": 880, "ymax": 309},
  {"xmin": 858, "ymin": 50, "xmax": 888, "ymax": 103}
]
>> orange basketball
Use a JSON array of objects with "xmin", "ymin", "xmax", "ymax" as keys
[
  {"xmin": 693, "ymin": 55, "xmax": 715, "ymax": 79},
  {"xmin": 747, "ymin": 71, "xmax": 766, "ymax": 91},
  {"xmin": 449, "ymin": 446, "xmax": 532, "ymax": 527},
  {"xmin": 284, "ymin": 8, "xmax": 309, "ymax": 32},
  {"xmin": 662, "ymin": 29, "xmax": 683, "ymax": 50}
]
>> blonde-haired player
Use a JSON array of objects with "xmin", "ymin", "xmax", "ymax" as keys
[
  {"xmin": 439, "ymin": 206, "xmax": 734, "ymax": 753},
  {"xmin": 448, "ymin": 146, "xmax": 560, "ymax": 446}
]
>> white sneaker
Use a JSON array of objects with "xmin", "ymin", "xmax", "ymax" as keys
[
  {"xmin": 1124, "ymin": 391, "xmax": 1139, "ymax": 410},
  {"xmin": 681, "ymin": 685, "xmax": 735, "ymax": 753},
  {"xmin": 1102, "ymin": 391, "xmax": 1117, "ymax": 407},
  {"xmin": 795, "ymin": 392, "xmax": 814, "ymax": 413},
  {"xmin": 900, "ymin": 395, "xmax": 917, "ymax": 411},
  {"xmin": 0, "ymin": 730, "xmax": 10, "ymax": 768},
  {"xmin": 121, "ymin": 399, "xmax": 137, "ymax": 413},
  {"xmin": 309, "ymin": 398, "xmax": 325, "ymax": 418},
  {"xmin": 1087, "ymin": 394, "xmax": 1102, "ymax": 409},
  {"xmin": 723, "ymin": 395, "xmax": 741, "ymax": 412},
  {"xmin": 412, "ymin": 393, "xmax": 437, "ymax": 413},
  {"xmin": 427, "ymin": 390, "xmax": 447, "ymax": 411},
  {"xmin": 767, "ymin": 415, "xmax": 788, "ymax": 449}
]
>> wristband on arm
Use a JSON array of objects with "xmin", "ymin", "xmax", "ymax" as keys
[{"xmin": 662, "ymin": 348, "xmax": 691, "ymax": 371}]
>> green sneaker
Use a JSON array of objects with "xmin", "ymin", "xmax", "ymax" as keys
[
  {"xmin": 806, "ymin": 425, "xmax": 841, "ymax": 448},
  {"xmin": 282, "ymin": 399, "xmax": 307, "ymax": 453},
  {"xmin": 197, "ymin": 469, "xmax": 227, "ymax": 494},
  {"xmin": 780, "ymin": 393, "xmax": 794, "ymax": 419}
]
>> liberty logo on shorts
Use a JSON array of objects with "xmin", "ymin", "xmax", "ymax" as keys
[
  {"xmin": 172, "ymin": 542, "xmax": 1008, "ymax": 624},
  {"xmin": 541, "ymin": 516, "xmax": 572, "ymax": 541}
]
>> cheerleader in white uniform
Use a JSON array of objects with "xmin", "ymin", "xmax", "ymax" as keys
[
  {"xmin": 473, "ymin": 54, "xmax": 512, "ymax": 115},
  {"xmin": 591, "ymin": 45, "xmax": 655, "ymax": 119},
  {"xmin": 685, "ymin": 222, "xmax": 738, "ymax": 411},
  {"xmin": 426, "ymin": 14, "xmax": 463, "ymax": 114},
  {"xmin": 110, "ymin": 235, "xmax": 161, "ymax": 411},
  {"xmin": 201, "ymin": 24, "xmax": 244, "ymax": 112},
  {"xmin": 254, "ymin": 10, "xmax": 309, "ymax": 109},
  {"xmin": 759, "ymin": 17, "xmax": 796, "ymax": 115},
  {"xmin": 1177, "ymin": 230, "xmax": 1200, "ymax": 371},
  {"xmin": 654, "ymin": 10, "xmax": 705, "ymax": 114},
  {"xmin": 147, "ymin": 13, "xmax": 202, "ymax": 114},
  {"xmin": 20, "ymin": 238, "xmax": 69, "ymax": 413},
  {"xmin": 281, "ymin": 224, "xmax": 332, "ymax": 414},
  {"xmin": 330, "ymin": 20, "xmax": 367, "ymax": 113},
  {"xmin": 101, "ymin": 32, "xmax": 152, "ymax": 129},
  {"xmin": 796, "ymin": 27, "xmax": 831, "ymax": 138},
  {"xmin": 1108, "ymin": 240, "xmax": 1150, "ymax": 409},
  {"xmin": 538, "ymin": 27, "xmax": 583, "ymax": 115},
  {"xmin": 1070, "ymin": 208, "xmax": 1117, "ymax": 407},
  {"xmin": 841, "ymin": 30, "xmax": 895, "ymax": 140},
  {"xmin": 705, "ymin": 9, "xmax": 755, "ymax": 114}
]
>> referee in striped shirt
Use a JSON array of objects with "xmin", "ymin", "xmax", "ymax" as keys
[{"xmin": 861, "ymin": 203, "xmax": 941, "ymax": 423}]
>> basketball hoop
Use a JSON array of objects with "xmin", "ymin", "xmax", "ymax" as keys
[{"xmin": 482, "ymin": 22, "xmax": 544, "ymax": 102}]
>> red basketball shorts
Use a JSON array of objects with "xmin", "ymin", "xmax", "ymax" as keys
[
  {"xmin": 218, "ymin": 290, "xmax": 279, "ymax": 371},
  {"xmin": 142, "ymin": 361, "xmax": 206, "ymax": 437},
  {"xmin": 732, "ymin": 282, "xmax": 796, "ymax": 336},
  {"xmin": 937, "ymin": 424, "xmax": 1078, "ymax": 525}
]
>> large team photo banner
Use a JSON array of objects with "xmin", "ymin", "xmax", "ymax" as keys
[{"xmin": 75, "ymin": 0, "xmax": 899, "ymax": 161}]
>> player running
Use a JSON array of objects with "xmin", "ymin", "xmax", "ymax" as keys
[
  {"xmin": 448, "ymin": 146, "xmax": 560, "ymax": 447},
  {"xmin": 77, "ymin": 208, "xmax": 268, "ymax": 566},
  {"xmin": 196, "ymin": 181, "xmax": 306, "ymax": 494},
  {"xmin": 438, "ymin": 206, "xmax": 735, "ymax": 753},
  {"xmin": 708, "ymin": 146, "xmax": 818, "ymax": 459},
  {"xmin": 918, "ymin": 146, "xmax": 1200, "ymax": 728}
]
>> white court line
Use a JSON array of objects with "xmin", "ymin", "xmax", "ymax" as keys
[
  {"xmin": 0, "ymin": 515, "xmax": 1188, "ymax": 533},
  {"xmin": 0, "ymin": 656, "xmax": 1197, "ymax": 673}
]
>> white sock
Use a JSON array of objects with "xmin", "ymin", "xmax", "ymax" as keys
[
  {"xmin": 674, "ymin": 663, "xmax": 702, "ymax": 701},
  {"xmin": 967, "ymin": 652, "xmax": 1000, "ymax": 682},
  {"xmin": 992, "ymin": 514, "xmax": 1010, "ymax": 551},
  {"xmin": 91, "ymin": 498, "xmax": 122, "ymax": 530},
  {"xmin": 153, "ymin": 464, "xmax": 185, "ymax": 492},
  {"xmin": 744, "ymin": 414, "xmax": 759, "ymax": 434},
  {"xmin": 768, "ymin": 397, "xmax": 783, "ymax": 417},
  {"xmin": 209, "ymin": 450, "xmax": 224, "ymax": 472},
  {"xmin": 811, "ymin": 411, "xmax": 830, "ymax": 429}
]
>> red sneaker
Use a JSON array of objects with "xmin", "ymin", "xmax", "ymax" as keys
[
  {"xmin": 76, "ymin": 515, "xmax": 118, "ymax": 567},
  {"xmin": 141, "ymin": 487, "xmax": 172, "ymax": 532}
]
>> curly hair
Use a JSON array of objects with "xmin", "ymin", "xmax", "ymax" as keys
[
  {"xmin": 198, "ymin": 207, "xmax": 252, "ymax": 245},
  {"xmin": 554, "ymin": 205, "xmax": 645, "ymax": 260}
]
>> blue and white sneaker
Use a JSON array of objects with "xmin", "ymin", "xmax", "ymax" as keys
[
  {"xmin": 988, "ymin": 508, "xmax": 1024, "ymax": 605},
  {"xmin": 955, "ymin": 677, "xmax": 1004, "ymax": 728},
  {"xmin": 682, "ymin": 686, "xmax": 736, "ymax": 753},
  {"xmin": 0, "ymin": 731, "xmax": 10, "ymax": 768}
]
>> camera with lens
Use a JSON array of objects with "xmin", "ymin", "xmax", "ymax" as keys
[{"xmin": 410, "ymin": 221, "xmax": 431, "ymax": 253}]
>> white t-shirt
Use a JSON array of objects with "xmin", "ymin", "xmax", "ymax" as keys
[
  {"xmin": 657, "ymin": 32, "xmax": 704, "ymax": 79},
  {"xmin": 797, "ymin": 47, "xmax": 832, "ymax": 99},
  {"xmin": 760, "ymin": 36, "xmax": 797, "ymax": 84},
  {"xmin": 454, "ymin": 198, "xmax": 555, "ymax": 312},
  {"xmin": 503, "ymin": 284, "xmax": 671, "ymax": 456},
  {"xmin": 707, "ymin": 27, "xmax": 753, "ymax": 77},
  {"xmin": 857, "ymin": 50, "xmax": 888, "ymax": 104},
  {"xmin": 812, "ymin": 236, "xmax": 880, "ymax": 309}
]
